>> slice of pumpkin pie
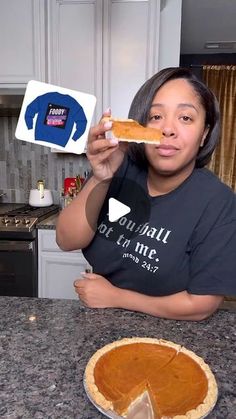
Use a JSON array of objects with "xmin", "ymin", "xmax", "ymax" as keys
[
  {"xmin": 103, "ymin": 117, "xmax": 162, "ymax": 144},
  {"xmin": 84, "ymin": 337, "xmax": 218, "ymax": 418}
]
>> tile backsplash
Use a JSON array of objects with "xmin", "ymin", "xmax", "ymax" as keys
[{"xmin": 0, "ymin": 116, "xmax": 91, "ymax": 204}]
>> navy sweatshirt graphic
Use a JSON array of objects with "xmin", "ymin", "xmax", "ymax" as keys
[{"xmin": 25, "ymin": 92, "xmax": 87, "ymax": 147}]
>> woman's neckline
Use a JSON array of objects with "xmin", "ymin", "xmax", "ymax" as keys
[{"xmin": 144, "ymin": 167, "xmax": 200, "ymax": 200}]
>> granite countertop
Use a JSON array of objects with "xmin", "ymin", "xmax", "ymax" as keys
[{"xmin": 0, "ymin": 297, "xmax": 235, "ymax": 419}]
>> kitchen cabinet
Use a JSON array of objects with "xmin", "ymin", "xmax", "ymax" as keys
[
  {"xmin": 0, "ymin": 0, "xmax": 181, "ymax": 117},
  {"xmin": 47, "ymin": 0, "xmax": 163, "ymax": 121},
  {"xmin": 0, "ymin": 0, "xmax": 46, "ymax": 87},
  {"xmin": 38, "ymin": 229, "xmax": 90, "ymax": 299}
]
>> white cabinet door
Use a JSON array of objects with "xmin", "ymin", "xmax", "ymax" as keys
[
  {"xmin": 47, "ymin": 0, "xmax": 103, "ymax": 123},
  {"xmin": 39, "ymin": 252, "xmax": 85, "ymax": 299},
  {"xmin": 47, "ymin": 0, "xmax": 162, "ymax": 121},
  {"xmin": 47, "ymin": 0, "xmax": 182, "ymax": 121},
  {"xmin": 38, "ymin": 229, "xmax": 90, "ymax": 299},
  {"xmin": 102, "ymin": 0, "xmax": 161, "ymax": 118},
  {"xmin": 0, "ymin": 0, "xmax": 46, "ymax": 86}
]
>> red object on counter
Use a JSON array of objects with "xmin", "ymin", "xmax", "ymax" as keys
[
  {"xmin": 64, "ymin": 177, "xmax": 85, "ymax": 195},
  {"xmin": 64, "ymin": 178, "xmax": 76, "ymax": 195}
]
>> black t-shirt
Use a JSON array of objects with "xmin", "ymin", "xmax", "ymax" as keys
[{"xmin": 83, "ymin": 156, "xmax": 236, "ymax": 297}]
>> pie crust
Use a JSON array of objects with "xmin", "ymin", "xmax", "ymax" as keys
[
  {"xmin": 104, "ymin": 117, "xmax": 162, "ymax": 144},
  {"xmin": 84, "ymin": 337, "xmax": 218, "ymax": 418}
]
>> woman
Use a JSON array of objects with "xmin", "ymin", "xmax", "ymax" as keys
[{"xmin": 56, "ymin": 67, "xmax": 236, "ymax": 320}]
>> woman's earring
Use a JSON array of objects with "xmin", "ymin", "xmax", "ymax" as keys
[
  {"xmin": 200, "ymin": 137, "xmax": 205, "ymax": 148},
  {"xmin": 200, "ymin": 125, "xmax": 210, "ymax": 147}
]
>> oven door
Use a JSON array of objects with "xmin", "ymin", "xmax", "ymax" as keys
[{"xmin": 0, "ymin": 240, "xmax": 37, "ymax": 297}]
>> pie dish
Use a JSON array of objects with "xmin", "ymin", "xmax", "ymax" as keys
[
  {"xmin": 104, "ymin": 117, "xmax": 162, "ymax": 144},
  {"xmin": 84, "ymin": 337, "xmax": 218, "ymax": 418}
]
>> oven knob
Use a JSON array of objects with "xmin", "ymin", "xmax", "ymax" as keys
[
  {"xmin": 23, "ymin": 218, "xmax": 30, "ymax": 225},
  {"xmin": 2, "ymin": 217, "xmax": 10, "ymax": 225},
  {"xmin": 14, "ymin": 217, "xmax": 20, "ymax": 225}
]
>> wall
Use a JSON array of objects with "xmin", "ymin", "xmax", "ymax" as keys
[{"xmin": 0, "ymin": 115, "xmax": 90, "ymax": 203}]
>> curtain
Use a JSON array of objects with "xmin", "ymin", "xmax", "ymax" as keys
[
  {"xmin": 202, "ymin": 65, "xmax": 236, "ymax": 192},
  {"xmin": 203, "ymin": 66, "xmax": 236, "ymax": 302}
]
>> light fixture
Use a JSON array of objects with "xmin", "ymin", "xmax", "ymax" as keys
[
  {"xmin": 205, "ymin": 43, "xmax": 220, "ymax": 49},
  {"xmin": 205, "ymin": 41, "xmax": 236, "ymax": 49}
]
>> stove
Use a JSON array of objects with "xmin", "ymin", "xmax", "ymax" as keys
[
  {"xmin": 0, "ymin": 204, "xmax": 59, "ymax": 238},
  {"xmin": 0, "ymin": 204, "xmax": 59, "ymax": 297}
]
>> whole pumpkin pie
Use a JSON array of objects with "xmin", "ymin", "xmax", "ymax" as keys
[{"xmin": 84, "ymin": 337, "xmax": 218, "ymax": 418}]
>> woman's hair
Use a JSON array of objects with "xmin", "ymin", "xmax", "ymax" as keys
[{"xmin": 128, "ymin": 67, "xmax": 220, "ymax": 168}]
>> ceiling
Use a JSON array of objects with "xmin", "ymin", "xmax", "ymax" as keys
[{"xmin": 180, "ymin": 0, "xmax": 236, "ymax": 54}]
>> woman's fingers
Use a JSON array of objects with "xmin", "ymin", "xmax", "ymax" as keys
[
  {"xmin": 85, "ymin": 110, "xmax": 126, "ymax": 181},
  {"xmin": 88, "ymin": 119, "xmax": 112, "ymax": 144},
  {"xmin": 87, "ymin": 142, "xmax": 119, "ymax": 168},
  {"xmin": 88, "ymin": 147, "xmax": 119, "ymax": 171},
  {"xmin": 99, "ymin": 107, "xmax": 111, "ymax": 122},
  {"xmin": 89, "ymin": 137, "xmax": 118, "ymax": 154},
  {"xmin": 87, "ymin": 120, "xmax": 119, "ymax": 159},
  {"xmin": 86, "ymin": 110, "xmax": 118, "ymax": 156}
]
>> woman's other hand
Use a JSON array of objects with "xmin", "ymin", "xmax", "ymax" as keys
[
  {"xmin": 86, "ymin": 109, "xmax": 128, "ymax": 182},
  {"xmin": 74, "ymin": 274, "xmax": 223, "ymax": 320},
  {"xmin": 74, "ymin": 273, "xmax": 120, "ymax": 308}
]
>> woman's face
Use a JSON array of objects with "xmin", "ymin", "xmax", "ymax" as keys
[{"xmin": 145, "ymin": 78, "xmax": 209, "ymax": 177}]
